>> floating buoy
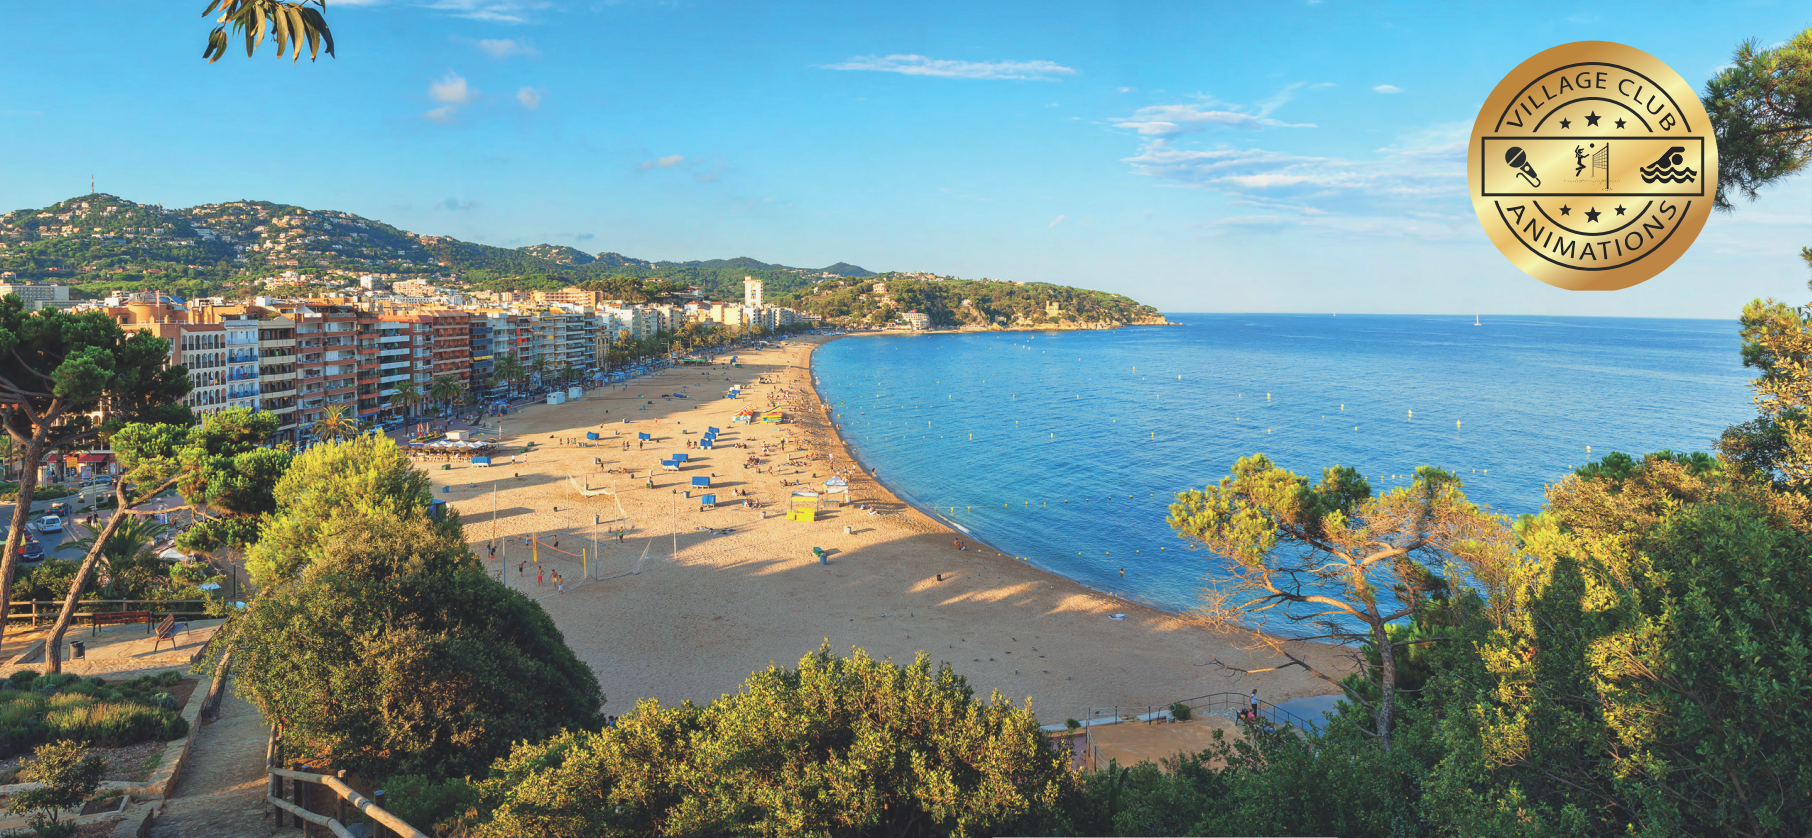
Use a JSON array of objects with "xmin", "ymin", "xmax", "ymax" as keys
[
  {"xmin": 1408, "ymin": 409, "xmax": 1413, "ymax": 419},
  {"xmin": 1457, "ymin": 420, "xmax": 1462, "ymax": 429}
]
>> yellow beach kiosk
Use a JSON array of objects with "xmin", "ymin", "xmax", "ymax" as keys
[{"xmin": 787, "ymin": 491, "xmax": 820, "ymax": 522}]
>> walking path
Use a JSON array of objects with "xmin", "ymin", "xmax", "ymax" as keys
[{"xmin": 148, "ymin": 691, "xmax": 279, "ymax": 838}]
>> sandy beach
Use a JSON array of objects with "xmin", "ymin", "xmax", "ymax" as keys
[{"xmin": 434, "ymin": 335, "xmax": 1351, "ymax": 721}]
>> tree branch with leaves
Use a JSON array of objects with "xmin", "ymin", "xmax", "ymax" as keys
[
  {"xmin": 1167, "ymin": 454, "xmax": 1515, "ymax": 750},
  {"xmin": 201, "ymin": 0, "xmax": 334, "ymax": 64}
]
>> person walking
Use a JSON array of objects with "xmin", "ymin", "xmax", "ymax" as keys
[
  {"xmin": 519, "ymin": 561, "xmax": 526, "ymax": 578},
  {"xmin": 1249, "ymin": 689, "xmax": 1260, "ymax": 718},
  {"xmin": 538, "ymin": 566, "xmax": 544, "ymax": 586}
]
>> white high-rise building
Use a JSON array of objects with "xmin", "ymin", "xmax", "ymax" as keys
[{"xmin": 743, "ymin": 276, "xmax": 763, "ymax": 307}]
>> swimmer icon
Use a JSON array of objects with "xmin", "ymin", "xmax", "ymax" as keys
[{"xmin": 1505, "ymin": 146, "xmax": 1541, "ymax": 188}]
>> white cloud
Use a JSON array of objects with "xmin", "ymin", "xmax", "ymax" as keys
[
  {"xmin": 423, "ymin": 0, "xmax": 551, "ymax": 22},
  {"xmin": 1117, "ymin": 118, "xmax": 1473, "ymax": 238},
  {"xmin": 516, "ymin": 87, "xmax": 542, "ymax": 109},
  {"xmin": 1114, "ymin": 87, "xmax": 1317, "ymax": 137},
  {"xmin": 639, "ymin": 154, "xmax": 686, "ymax": 171},
  {"xmin": 429, "ymin": 72, "xmax": 477, "ymax": 104},
  {"xmin": 1049, "ymin": 215, "xmax": 1066, "ymax": 227},
  {"xmin": 820, "ymin": 54, "xmax": 1077, "ymax": 81},
  {"xmin": 423, "ymin": 105, "xmax": 459, "ymax": 124},
  {"xmin": 1372, "ymin": 84, "xmax": 1403, "ymax": 94},
  {"xmin": 476, "ymin": 38, "xmax": 539, "ymax": 59}
]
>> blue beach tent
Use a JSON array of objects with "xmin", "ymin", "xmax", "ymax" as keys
[
  {"xmin": 586, "ymin": 432, "xmax": 599, "ymax": 440},
  {"xmin": 692, "ymin": 476, "xmax": 711, "ymax": 488},
  {"xmin": 674, "ymin": 453, "xmax": 690, "ymax": 463},
  {"xmin": 638, "ymin": 432, "xmax": 651, "ymax": 440},
  {"xmin": 700, "ymin": 494, "xmax": 717, "ymax": 506},
  {"xmin": 707, "ymin": 427, "xmax": 720, "ymax": 434}
]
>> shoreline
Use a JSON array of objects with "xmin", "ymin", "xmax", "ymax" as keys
[
  {"xmin": 433, "ymin": 335, "xmax": 1351, "ymax": 719},
  {"xmin": 803, "ymin": 335, "xmax": 1170, "ymax": 616}
]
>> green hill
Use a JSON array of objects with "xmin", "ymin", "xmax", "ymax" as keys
[{"xmin": 0, "ymin": 195, "xmax": 1164, "ymax": 326}]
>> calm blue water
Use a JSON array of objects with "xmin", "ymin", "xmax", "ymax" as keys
[{"xmin": 811, "ymin": 314, "xmax": 1754, "ymax": 615}]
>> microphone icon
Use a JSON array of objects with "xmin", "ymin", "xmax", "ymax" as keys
[{"xmin": 1504, "ymin": 146, "xmax": 1541, "ymax": 188}]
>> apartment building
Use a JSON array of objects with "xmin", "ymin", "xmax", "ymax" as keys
[
  {"xmin": 427, "ymin": 310, "xmax": 473, "ymax": 392},
  {"xmin": 273, "ymin": 302, "xmax": 363, "ymax": 432},
  {"xmin": 256, "ymin": 314, "xmax": 298, "ymax": 443},
  {"xmin": 374, "ymin": 316, "xmax": 415, "ymax": 420},
  {"xmin": 0, "ymin": 282, "xmax": 71, "ymax": 311}
]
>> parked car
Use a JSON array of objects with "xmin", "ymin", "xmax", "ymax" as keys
[
  {"xmin": 47, "ymin": 502, "xmax": 70, "ymax": 518},
  {"xmin": 37, "ymin": 515, "xmax": 62, "ymax": 534},
  {"xmin": 21, "ymin": 539, "xmax": 43, "ymax": 562}
]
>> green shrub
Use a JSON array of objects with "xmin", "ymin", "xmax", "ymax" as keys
[
  {"xmin": 9, "ymin": 670, "xmax": 40, "ymax": 689},
  {"xmin": 31, "ymin": 674, "xmax": 82, "ymax": 694},
  {"xmin": 1169, "ymin": 702, "xmax": 1193, "ymax": 722},
  {"xmin": 384, "ymin": 774, "xmax": 478, "ymax": 835},
  {"xmin": 43, "ymin": 699, "xmax": 187, "ymax": 747}
]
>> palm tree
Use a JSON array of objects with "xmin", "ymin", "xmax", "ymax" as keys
[
  {"xmin": 491, "ymin": 352, "xmax": 525, "ymax": 398},
  {"xmin": 429, "ymin": 375, "xmax": 465, "ymax": 413},
  {"xmin": 388, "ymin": 380, "xmax": 425, "ymax": 420},
  {"xmin": 311, "ymin": 403, "xmax": 361, "ymax": 442},
  {"xmin": 56, "ymin": 515, "xmax": 168, "ymax": 599},
  {"xmin": 528, "ymin": 355, "xmax": 550, "ymax": 391}
]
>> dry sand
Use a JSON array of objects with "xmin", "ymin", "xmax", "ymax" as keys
[{"xmin": 435, "ymin": 336, "xmax": 1351, "ymax": 721}]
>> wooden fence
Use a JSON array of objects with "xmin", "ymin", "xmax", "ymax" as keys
[
  {"xmin": 267, "ymin": 728, "xmax": 427, "ymax": 838},
  {"xmin": 3, "ymin": 599, "xmax": 212, "ymax": 628}
]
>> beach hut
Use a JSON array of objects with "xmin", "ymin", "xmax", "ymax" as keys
[
  {"xmin": 567, "ymin": 387, "xmax": 583, "ymax": 400},
  {"xmin": 707, "ymin": 427, "xmax": 720, "ymax": 434},
  {"xmin": 674, "ymin": 453, "xmax": 690, "ymax": 463},
  {"xmin": 787, "ymin": 491, "xmax": 820, "ymax": 522},
  {"xmin": 700, "ymin": 493, "xmax": 717, "ymax": 507},
  {"xmin": 661, "ymin": 459, "xmax": 680, "ymax": 472},
  {"xmin": 692, "ymin": 476, "xmax": 712, "ymax": 488},
  {"xmin": 547, "ymin": 392, "xmax": 566, "ymax": 406},
  {"xmin": 472, "ymin": 456, "xmax": 492, "ymax": 467}
]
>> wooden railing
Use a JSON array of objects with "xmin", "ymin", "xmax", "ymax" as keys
[
  {"xmin": 3, "ymin": 599, "xmax": 212, "ymax": 628},
  {"xmin": 267, "ymin": 728, "xmax": 427, "ymax": 838}
]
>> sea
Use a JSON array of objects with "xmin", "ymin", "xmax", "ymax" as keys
[{"xmin": 809, "ymin": 313, "xmax": 1756, "ymax": 616}]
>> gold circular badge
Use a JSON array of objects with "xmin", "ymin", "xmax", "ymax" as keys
[{"xmin": 1468, "ymin": 42, "xmax": 1718, "ymax": 290}]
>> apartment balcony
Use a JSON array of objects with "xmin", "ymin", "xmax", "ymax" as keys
[{"xmin": 258, "ymin": 338, "xmax": 293, "ymax": 349}]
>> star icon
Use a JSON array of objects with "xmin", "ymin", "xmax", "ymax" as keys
[
  {"xmin": 1585, "ymin": 111, "xmax": 1602, "ymax": 126},
  {"xmin": 1614, "ymin": 117, "xmax": 1627, "ymax": 129},
  {"xmin": 1559, "ymin": 118, "xmax": 1572, "ymax": 129},
  {"xmin": 1584, "ymin": 207, "xmax": 1602, "ymax": 222},
  {"xmin": 1614, "ymin": 205, "xmax": 1627, "ymax": 216},
  {"xmin": 1559, "ymin": 205, "xmax": 1572, "ymax": 216}
]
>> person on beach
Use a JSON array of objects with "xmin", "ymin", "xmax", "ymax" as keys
[
  {"xmin": 537, "ymin": 567, "xmax": 544, "ymax": 586},
  {"xmin": 1250, "ymin": 689, "xmax": 1260, "ymax": 716},
  {"xmin": 519, "ymin": 561, "xmax": 526, "ymax": 577}
]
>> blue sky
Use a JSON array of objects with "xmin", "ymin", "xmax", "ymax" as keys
[{"xmin": 3, "ymin": 1, "xmax": 1810, "ymax": 317}]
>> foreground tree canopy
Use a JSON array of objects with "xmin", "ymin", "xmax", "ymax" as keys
[
  {"xmin": 467, "ymin": 645, "xmax": 1073, "ymax": 838},
  {"xmin": 231, "ymin": 508, "xmax": 601, "ymax": 780}
]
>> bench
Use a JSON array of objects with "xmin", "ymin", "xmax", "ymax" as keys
[
  {"xmin": 151, "ymin": 614, "xmax": 186, "ymax": 652},
  {"xmin": 90, "ymin": 610, "xmax": 151, "ymax": 636}
]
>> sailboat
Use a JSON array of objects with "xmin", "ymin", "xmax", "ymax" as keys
[{"xmin": 1474, "ymin": 313, "xmax": 1481, "ymax": 326}]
